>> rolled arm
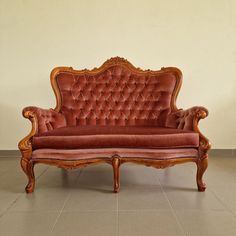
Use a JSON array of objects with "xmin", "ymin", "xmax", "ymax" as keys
[
  {"xmin": 166, "ymin": 106, "xmax": 208, "ymax": 131},
  {"xmin": 18, "ymin": 106, "xmax": 66, "ymax": 154},
  {"xmin": 22, "ymin": 106, "xmax": 66, "ymax": 134},
  {"xmin": 166, "ymin": 106, "xmax": 211, "ymax": 156}
]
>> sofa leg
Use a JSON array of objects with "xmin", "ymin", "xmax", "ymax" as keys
[
  {"xmin": 196, "ymin": 157, "xmax": 208, "ymax": 192},
  {"xmin": 112, "ymin": 156, "xmax": 121, "ymax": 193},
  {"xmin": 21, "ymin": 158, "xmax": 35, "ymax": 193}
]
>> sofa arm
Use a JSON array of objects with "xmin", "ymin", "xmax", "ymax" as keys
[
  {"xmin": 22, "ymin": 106, "xmax": 66, "ymax": 134},
  {"xmin": 166, "ymin": 106, "xmax": 208, "ymax": 131},
  {"xmin": 166, "ymin": 106, "xmax": 211, "ymax": 156},
  {"xmin": 18, "ymin": 106, "xmax": 66, "ymax": 154}
]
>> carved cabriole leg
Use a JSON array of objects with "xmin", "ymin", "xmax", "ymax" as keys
[
  {"xmin": 111, "ymin": 155, "xmax": 121, "ymax": 193},
  {"xmin": 196, "ymin": 155, "xmax": 208, "ymax": 192},
  {"xmin": 20, "ymin": 152, "xmax": 35, "ymax": 193}
]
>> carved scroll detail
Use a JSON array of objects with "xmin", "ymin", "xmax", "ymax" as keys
[
  {"xmin": 18, "ymin": 110, "xmax": 37, "ymax": 193},
  {"xmin": 196, "ymin": 157, "xmax": 208, "ymax": 191},
  {"xmin": 21, "ymin": 158, "xmax": 35, "ymax": 193},
  {"xmin": 193, "ymin": 110, "xmax": 211, "ymax": 160}
]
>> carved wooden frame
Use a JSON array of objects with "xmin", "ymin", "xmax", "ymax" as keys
[{"xmin": 18, "ymin": 57, "xmax": 210, "ymax": 193}]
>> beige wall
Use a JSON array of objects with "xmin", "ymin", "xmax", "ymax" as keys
[{"xmin": 0, "ymin": 0, "xmax": 236, "ymax": 149}]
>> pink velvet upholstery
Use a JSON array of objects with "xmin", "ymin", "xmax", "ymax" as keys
[
  {"xmin": 23, "ymin": 106, "xmax": 66, "ymax": 135},
  {"xmin": 166, "ymin": 106, "xmax": 208, "ymax": 131},
  {"xmin": 56, "ymin": 66, "xmax": 176, "ymax": 127},
  {"xmin": 32, "ymin": 148, "xmax": 199, "ymax": 160},
  {"xmin": 32, "ymin": 126, "xmax": 199, "ymax": 149}
]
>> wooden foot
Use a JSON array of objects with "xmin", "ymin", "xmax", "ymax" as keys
[
  {"xmin": 196, "ymin": 157, "xmax": 208, "ymax": 192},
  {"xmin": 112, "ymin": 155, "xmax": 121, "ymax": 193},
  {"xmin": 21, "ymin": 158, "xmax": 35, "ymax": 193}
]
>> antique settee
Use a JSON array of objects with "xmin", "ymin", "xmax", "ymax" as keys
[{"xmin": 18, "ymin": 57, "xmax": 211, "ymax": 193}]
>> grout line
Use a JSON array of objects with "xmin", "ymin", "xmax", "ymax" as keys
[
  {"xmin": 117, "ymin": 189, "xmax": 119, "ymax": 236},
  {"xmin": 0, "ymin": 166, "xmax": 50, "ymax": 219},
  {"xmin": 49, "ymin": 169, "xmax": 83, "ymax": 234},
  {"xmin": 208, "ymin": 187, "xmax": 236, "ymax": 218},
  {"xmin": 36, "ymin": 166, "xmax": 50, "ymax": 180},
  {"xmin": 0, "ymin": 194, "xmax": 22, "ymax": 219},
  {"xmin": 155, "ymin": 174, "xmax": 187, "ymax": 236}
]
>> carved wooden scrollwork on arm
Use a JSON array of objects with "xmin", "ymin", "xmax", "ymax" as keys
[
  {"xmin": 18, "ymin": 106, "xmax": 66, "ymax": 193},
  {"xmin": 193, "ymin": 108, "xmax": 211, "ymax": 159},
  {"xmin": 18, "ymin": 110, "xmax": 38, "ymax": 193},
  {"xmin": 18, "ymin": 106, "xmax": 66, "ymax": 155},
  {"xmin": 166, "ymin": 106, "xmax": 211, "ymax": 157},
  {"xmin": 18, "ymin": 110, "xmax": 38, "ymax": 157}
]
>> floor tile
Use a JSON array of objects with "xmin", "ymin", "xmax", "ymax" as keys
[
  {"xmin": 0, "ymin": 154, "xmax": 236, "ymax": 236},
  {"xmin": 76, "ymin": 167, "xmax": 114, "ymax": 190},
  {"xmin": 35, "ymin": 167, "xmax": 80, "ymax": 190},
  {"xmin": 9, "ymin": 190, "xmax": 69, "ymax": 212},
  {"xmin": 63, "ymin": 188, "xmax": 117, "ymax": 211},
  {"xmin": 176, "ymin": 209, "xmax": 236, "ymax": 236},
  {"xmin": 0, "ymin": 211, "xmax": 58, "ymax": 236},
  {"xmin": 163, "ymin": 187, "xmax": 225, "ymax": 210},
  {"xmin": 0, "ymin": 192, "xmax": 22, "ymax": 216},
  {"xmin": 0, "ymin": 171, "xmax": 29, "ymax": 194},
  {"xmin": 157, "ymin": 164, "xmax": 196, "ymax": 190},
  {"xmin": 9, "ymin": 168, "xmax": 79, "ymax": 212},
  {"xmin": 62, "ymin": 168, "xmax": 117, "ymax": 211},
  {"xmin": 119, "ymin": 210, "xmax": 184, "ymax": 236},
  {"xmin": 0, "ymin": 160, "xmax": 49, "ymax": 194},
  {"xmin": 52, "ymin": 211, "xmax": 117, "ymax": 236},
  {"xmin": 118, "ymin": 186, "xmax": 170, "ymax": 211},
  {"xmin": 120, "ymin": 164, "xmax": 160, "ymax": 187},
  {"xmin": 206, "ymin": 163, "xmax": 236, "ymax": 187},
  {"xmin": 211, "ymin": 186, "xmax": 236, "ymax": 210}
]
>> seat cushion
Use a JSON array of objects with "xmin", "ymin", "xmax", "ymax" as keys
[
  {"xmin": 32, "ymin": 126, "xmax": 199, "ymax": 149},
  {"xmin": 32, "ymin": 148, "xmax": 199, "ymax": 160}
]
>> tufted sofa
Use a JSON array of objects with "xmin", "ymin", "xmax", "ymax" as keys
[{"xmin": 18, "ymin": 57, "xmax": 211, "ymax": 193}]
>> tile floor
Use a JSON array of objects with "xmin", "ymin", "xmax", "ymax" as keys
[{"xmin": 0, "ymin": 154, "xmax": 236, "ymax": 235}]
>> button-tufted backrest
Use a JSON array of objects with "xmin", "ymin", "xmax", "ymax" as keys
[{"xmin": 51, "ymin": 58, "xmax": 182, "ymax": 127}]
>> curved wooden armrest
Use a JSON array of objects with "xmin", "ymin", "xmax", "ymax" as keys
[
  {"xmin": 18, "ymin": 106, "xmax": 66, "ymax": 156},
  {"xmin": 166, "ymin": 106, "xmax": 211, "ymax": 156},
  {"xmin": 166, "ymin": 106, "xmax": 208, "ymax": 130}
]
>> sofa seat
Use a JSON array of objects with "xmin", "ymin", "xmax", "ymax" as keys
[
  {"xmin": 32, "ymin": 126, "xmax": 199, "ymax": 149},
  {"xmin": 32, "ymin": 148, "xmax": 199, "ymax": 160}
]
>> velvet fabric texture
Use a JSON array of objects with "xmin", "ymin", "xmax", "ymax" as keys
[
  {"xmin": 22, "ymin": 63, "xmax": 207, "ymax": 160},
  {"xmin": 32, "ymin": 126, "xmax": 199, "ymax": 149},
  {"xmin": 166, "ymin": 106, "xmax": 208, "ymax": 130},
  {"xmin": 23, "ymin": 106, "xmax": 66, "ymax": 135},
  {"xmin": 56, "ymin": 65, "xmax": 176, "ymax": 127},
  {"xmin": 32, "ymin": 148, "xmax": 199, "ymax": 160}
]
